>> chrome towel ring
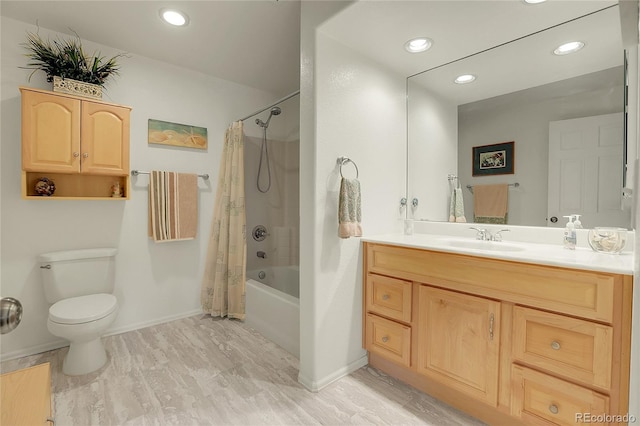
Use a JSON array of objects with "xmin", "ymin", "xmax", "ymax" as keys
[{"xmin": 337, "ymin": 156, "xmax": 359, "ymax": 179}]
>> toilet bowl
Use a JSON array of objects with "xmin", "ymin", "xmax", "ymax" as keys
[
  {"xmin": 39, "ymin": 248, "xmax": 119, "ymax": 376},
  {"xmin": 47, "ymin": 293, "xmax": 118, "ymax": 375}
]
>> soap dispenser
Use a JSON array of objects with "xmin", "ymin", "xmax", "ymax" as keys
[
  {"xmin": 563, "ymin": 215, "xmax": 576, "ymax": 250},
  {"xmin": 572, "ymin": 214, "xmax": 583, "ymax": 229}
]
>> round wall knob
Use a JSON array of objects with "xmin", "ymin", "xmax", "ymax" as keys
[
  {"xmin": 381, "ymin": 336, "xmax": 389, "ymax": 343},
  {"xmin": 549, "ymin": 404, "xmax": 559, "ymax": 414},
  {"xmin": 551, "ymin": 341, "xmax": 561, "ymax": 350},
  {"xmin": 82, "ymin": 153, "xmax": 89, "ymax": 158},
  {"xmin": 73, "ymin": 152, "xmax": 79, "ymax": 158}
]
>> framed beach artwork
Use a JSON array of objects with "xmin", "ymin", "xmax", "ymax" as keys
[
  {"xmin": 148, "ymin": 119, "xmax": 208, "ymax": 150},
  {"xmin": 472, "ymin": 141, "xmax": 514, "ymax": 176}
]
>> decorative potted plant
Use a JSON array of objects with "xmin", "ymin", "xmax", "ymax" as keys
[{"xmin": 21, "ymin": 30, "xmax": 126, "ymax": 99}]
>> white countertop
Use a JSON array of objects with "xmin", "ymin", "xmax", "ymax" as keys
[{"xmin": 362, "ymin": 233, "xmax": 634, "ymax": 275}]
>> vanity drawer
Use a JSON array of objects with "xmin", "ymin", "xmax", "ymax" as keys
[
  {"xmin": 512, "ymin": 307, "xmax": 613, "ymax": 390},
  {"xmin": 366, "ymin": 273, "xmax": 412, "ymax": 323},
  {"xmin": 366, "ymin": 243, "xmax": 616, "ymax": 322},
  {"xmin": 511, "ymin": 365, "xmax": 609, "ymax": 426},
  {"xmin": 365, "ymin": 313, "xmax": 411, "ymax": 367}
]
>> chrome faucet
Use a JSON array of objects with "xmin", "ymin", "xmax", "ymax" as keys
[
  {"xmin": 469, "ymin": 227, "xmax": 488, "ymax": 240},
  {"xmin": 469, "ymin": 227, "xmax": 510, "ymax": 241}
]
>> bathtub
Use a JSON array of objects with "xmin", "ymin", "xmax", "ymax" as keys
[{"xmin": 245, "ymin": 266, "xmax": 299, "ymax": 357}]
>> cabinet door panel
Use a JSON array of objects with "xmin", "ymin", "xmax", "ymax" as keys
[
  {"xmin": 513, "ymin": 306, "xmax": 613, "ymax": 390},
  {"xmin": 417, "ymin": 286, "xmax": 500, "ymax": 406},
  {"xmin": 22, "ymin": 91, "xmax": 80, "ymax": 173},
  {"xmin": 81, "ymin": 102, "xmax": 130, "ymax": 175},
  {"xmin": 511, "ymin": 365, "xmax": 609, "ymax": 425}
]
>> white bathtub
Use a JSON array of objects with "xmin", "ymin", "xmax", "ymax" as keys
[{"xmin": 245, "ymin": 266, "xmax": 299, "ymax": 357}]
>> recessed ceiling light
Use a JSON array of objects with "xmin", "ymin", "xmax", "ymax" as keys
[
  {"xmin": 160, "ymin": 9, "xmax": 189, "ymax": 27},
  {"xmin": 553, "ymin": 41, "xmax": 585, "ymax": 55},
  {"xmin": 454, "ymin": 74, "xmax": 476, "ymax": 84},
  {"xmin": 404, "ymin": 37, "xmax": 433, "ymax": 53},
  {"xmin": 523, "ymin": 0, "xmax": 547, "ymax": 4}
]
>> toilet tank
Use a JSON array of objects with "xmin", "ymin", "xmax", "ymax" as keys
[{"xmin": 39, "ymin": 248, "xmax": 117, "ymax": 303}]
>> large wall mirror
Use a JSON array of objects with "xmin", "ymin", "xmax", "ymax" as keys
[{"xmin": 407, "ymin": 5, "xmax": 632, "ymax": 229}]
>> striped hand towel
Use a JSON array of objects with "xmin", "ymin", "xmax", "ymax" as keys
[{"xmin": 149, "ymin": 171, "xmax": 198, "ymax": 242}]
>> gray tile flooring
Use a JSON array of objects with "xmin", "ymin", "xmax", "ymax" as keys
[{"xmin": 1, "ymin": 315, "xmax": 485, "ymax": 425}]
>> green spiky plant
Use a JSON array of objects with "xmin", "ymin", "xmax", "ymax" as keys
[{"xmin": 22, "ymin": 30, "xmax": 126, "ymax": 86}]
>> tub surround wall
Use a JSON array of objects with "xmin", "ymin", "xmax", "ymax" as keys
[
  {"xmin": 244, "ymin": 95, "xmax": 300, "ymax": 274},
  {"xmin": 298, "ymin": 1, "xmax": 406, "ymax": 391},
  {"xmin": 0, "ymin": 17, "xmax": 277, "ymax": 360}
]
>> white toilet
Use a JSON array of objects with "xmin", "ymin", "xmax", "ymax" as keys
[{"xmin": 39, "ymin": 248, "xmax": 119, "ymax": 375}]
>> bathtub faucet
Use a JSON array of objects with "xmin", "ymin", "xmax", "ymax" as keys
[{"xmin": 257, "ymin": 251, "xmax": 267, "ymax": 259}]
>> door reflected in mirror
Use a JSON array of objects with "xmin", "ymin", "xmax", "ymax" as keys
[{"xmin": 407, "ymin": 5, "xmax": 631, "ymax": 229}]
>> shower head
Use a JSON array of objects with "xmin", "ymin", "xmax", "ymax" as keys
[{"xmin": 256, "ymin": 106, "xmax": 282, "ymax": 128}]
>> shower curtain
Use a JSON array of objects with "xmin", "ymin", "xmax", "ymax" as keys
[{"xmin": 201, "ymin": 121, "xmax": 247, "ymax": 320}]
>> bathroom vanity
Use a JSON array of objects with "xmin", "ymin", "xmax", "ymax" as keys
[{"xmin": 362, "ymin": 235, "xmax": 633, "ymax": 425}]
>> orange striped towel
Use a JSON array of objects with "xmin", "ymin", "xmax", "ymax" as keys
[{"xmin": 149, "ymin": 171, "xmax": 198, "ymax": 242}]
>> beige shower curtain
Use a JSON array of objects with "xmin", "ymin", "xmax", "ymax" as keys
[{"xmin": 201, "ymin": 121, "xmax": 247, "ymax": 320}]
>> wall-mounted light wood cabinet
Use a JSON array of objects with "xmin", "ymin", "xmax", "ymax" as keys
[{"xmin": 20, "ymin": 87, "xmax": 131, "ymax": 199}]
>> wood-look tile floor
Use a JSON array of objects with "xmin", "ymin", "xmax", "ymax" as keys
[{"xmin": 1, "ymin": 315, "xmax": 485, "ymax": 426}]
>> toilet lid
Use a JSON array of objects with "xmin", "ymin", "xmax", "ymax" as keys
[{"xmin": 49, "ymin": 294, "xmax": 118, "ymax": 325}]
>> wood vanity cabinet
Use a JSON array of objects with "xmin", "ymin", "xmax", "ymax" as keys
[
  {"xmin": 363, "ymin": 242, "xmax": 632, "ymax": 426},
  {"xmin": 20, "ymin": 87, "xmax": 131, "ymax": 199},
  {"xmin": 0, "ymin": 363, "xmax": 53, "ymax": 425}
]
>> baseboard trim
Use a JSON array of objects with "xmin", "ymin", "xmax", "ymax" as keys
[
  {"xmin": 0, "ymin": 309, "xmax": 204, "ymax": 363},
  {"xmin": 104, "ymin": 309, "xmax": 203, "ymax": 337},
  {"xmin": 298, "ymin": 353, "xmax": 368, "ymax": 392}
]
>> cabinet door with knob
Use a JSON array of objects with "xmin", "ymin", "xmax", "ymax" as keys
[
  {"xmin": 80, "ymin": 101, "xmax": 130, "ymax": 175},
  {"xmin": 22, "ymin": 89, "xmax": 81, "ymax": 173},
  {"xmin": 417, "ymin": 285, "xmax": 501, "ymax": 407}
]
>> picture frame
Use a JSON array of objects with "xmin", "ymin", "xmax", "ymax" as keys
[
  {"xmin": 148, "ymin": 119, "xmax": 208, "ymax": 150},
  {"xmin": 472, "ymin": 141, "xmax": 514, "ymax": 176}
]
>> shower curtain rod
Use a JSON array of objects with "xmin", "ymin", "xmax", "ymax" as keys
[{"xmin": 237, "ymin": 90, "xmax": 300, "ymax": 122}]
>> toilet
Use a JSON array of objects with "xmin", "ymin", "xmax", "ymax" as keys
[{"xmin": 39, "ymin": 248, "xmax": 119, "ymax": 375}]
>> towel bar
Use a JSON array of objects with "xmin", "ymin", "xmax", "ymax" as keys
[
  {"xmin": 131, "ymin": 170, "xmax": 209, "ymax": 180},
  {"xmin": 466, "ymin": 182, "xmax": 519, "ymax": 193}
]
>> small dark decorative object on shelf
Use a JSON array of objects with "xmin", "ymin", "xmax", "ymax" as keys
[{"xmin": 34, "ymin": 177, "xmax": 56, "ymax": 196}]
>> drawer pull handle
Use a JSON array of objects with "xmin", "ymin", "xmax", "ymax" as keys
[
  {"xmin": 549, "ymin": 404, "xmax": 559, "ymax": 415},
  {"xmin": 73, "ymin": 152, "xmax": 79, "ymax": 158},
  {"xmin": 381, "ymin": 336, "xmax": 389, "ymax": 343},
  {"xmin": 382, "ymin": 294, "xmax": 390, "ymax": 301},
  {"xmin": 551, "ymin": 341, "xmax": 561, "ymax": 350}
]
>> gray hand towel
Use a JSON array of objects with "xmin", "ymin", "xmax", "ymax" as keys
[{"xmin": 338, "ymin": 178, "xmax": 362, "ymax": 238}]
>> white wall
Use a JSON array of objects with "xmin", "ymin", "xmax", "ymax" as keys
[
  {"xmin": 458, "ymin": 72, "xmax": 624, "ymax": 226},
  {"xmin": 298, "ymin": 2, "xmax": 406, "ymax": 391},
  {"xmin": 0, "ymin": 17, "xmax": 276, "ymax": 360},
  {"xmin": 407, "ymin": 82, "xmax": 458, "ymax": 221}
]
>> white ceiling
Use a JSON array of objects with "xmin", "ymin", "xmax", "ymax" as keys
[
  {"xmin": 0, "ymin": 0, "xmax": 302, "ymax": 96},
  {"xmin": 0, "ymin": 0, "xmax": 626, "ymax": 98}
]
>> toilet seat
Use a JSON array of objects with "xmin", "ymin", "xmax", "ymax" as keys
[{"xmin": 49, "ymin": 294, "xmax": 118, "ymax": 325}]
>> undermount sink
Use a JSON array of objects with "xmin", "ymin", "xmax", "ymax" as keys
[{"xmin": 444, "ymin": 239, "xmax": 526, "ymax": 252}]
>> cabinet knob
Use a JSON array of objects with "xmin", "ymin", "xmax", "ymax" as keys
[
  {"xmin": 548, "ymin": 404, "xmax": 559, "ymax": 415},
  {"xmin": 73, "ymin": 152, "xmax": 79, "ymax": 158},
  {"xmin": 381, "ymin": 336, "xmax": 389, "ymax": 343},
  {"xmin": 382, "ymin": 294, "xmax": 390, "ymax": 301},
  {"xmin": 550, "ymin": 341, "xmax": 561, "ymax": 350},
  {"xmin": 82, "ymin": 153, "xmax": 89, "ymax": 158}
]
